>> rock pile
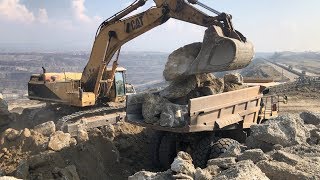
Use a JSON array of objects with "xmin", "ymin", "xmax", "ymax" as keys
[
  {"xmin": 0, "ymin": 95, "xmax": 12, "ymax": 130},
  {"xmin": 130, "ymin": 112, "xmax": 320, "ymax": 180},
  {"xmin": 0, "ymin": 120, "xmax": 113, "ymax": 179},
  {"xmin": 0, "ymin": 118, "xmax": 157, "ymax": 179},
  {"xmin": 133, "ymin": 73, "xmax": 246, "ymax": 128}
]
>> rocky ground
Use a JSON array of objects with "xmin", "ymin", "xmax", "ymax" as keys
[
  {"xmin": 0, "ymin": 81, "xmax": 319, "ymax": 180},
  {"xmin": 130, "ymin": 112, "xmax": 320, "ymax": 180}
]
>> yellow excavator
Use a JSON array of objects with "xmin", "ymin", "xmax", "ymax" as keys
[{"xmin": 28, "ymin": 0, "xmax": 254, "ymax": 133}]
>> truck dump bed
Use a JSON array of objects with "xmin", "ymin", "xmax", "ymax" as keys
[{"xmin": 126, "ymin": 86, "xmax": 265, "ymax": 133}]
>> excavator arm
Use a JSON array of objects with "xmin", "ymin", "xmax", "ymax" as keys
[{"xmin": 80, "ymin": 0, "xmax": 251, "ymax": 98}]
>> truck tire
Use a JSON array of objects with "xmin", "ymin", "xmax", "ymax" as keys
[
  {"xmin": 150, "ymin": 131, "xmax": 164, "ymax": 167},
  {"xmin": 159, "ymin": 133, "xmax": 177, "ymax": 169},
  {"xmin": 192, "ymin": 135, "xmax": 220, "ymax": 168},
  {"xmin": 209, "ymin": 138, "xmax": 239, "ymax": 159}
]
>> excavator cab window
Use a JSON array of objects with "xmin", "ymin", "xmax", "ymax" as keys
[{"xmin": 114, "ymin": 72, "xmax": 125, "ymax": 96}]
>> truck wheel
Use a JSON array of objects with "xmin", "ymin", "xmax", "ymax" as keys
[
  {"xmin": 192, "ymin": 135, "xmax": 220, "ymax": 168},
  {"xmin": 159, "ymin": 133, "xmax": 177, "ymax": 169},
  {"xmin": 209, "ymin": 138, "xmax": 239, "ymax": 159},
  {"xmin": 150, "ymin": 131, "xmax": 164, "ymax": 167}
]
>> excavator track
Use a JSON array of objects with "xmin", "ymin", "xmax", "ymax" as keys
[{"xmin": 56, "ymin": 104, "xmax": 125, "ymax": 135}]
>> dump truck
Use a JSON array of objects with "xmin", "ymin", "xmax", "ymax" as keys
[
  {"xmin": 28, "ymin": 0, "xmax": 254, "ymax": 133},
  {"xmin": 126, "ymin": 85, "xmax": 286, "ymax": 168}
]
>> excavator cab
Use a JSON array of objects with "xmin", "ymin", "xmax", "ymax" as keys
[{"xmin": 100, "ymin": 67, "xmax": 127, "ymax": 103}]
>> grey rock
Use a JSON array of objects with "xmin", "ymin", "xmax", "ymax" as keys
[
  {"xmin": 33, "ymin": 121, "xmax": 55, "ymax": 136},
  {"xmin": 142, "ymin": 93, "xmax": 168, "ymax": 124},
  {"xmin": 0, "ymin": 177, "xmax": 22, "ymax": 180},
  {"xmin": 257, "ymin": 160, "xmax": 314, "ymax": 180},
  {"xmin": 3, "ymin": 128, "xmax": 20, "ymax": 141},
  {"xmin": 246, "ymin": 114, "xmax": 309, "ymax": 150},
  {"xmin": 163, "ymin": 42, "xmax": 202, "ymax": 81},
  {"xmin": 218, "ymin": 143, "xmax": 242, "ymax": 158},
  {"xmin": 213, "ymin": 160, "xmax": 269, "ymax": 180},
  {"xmin": 203, "ymin": 165, "xmax": 221, "ymax": 177},
  {"xmin": 0, "ymin": 94, "xmax": 9, "ymax": 115},
  {"xmin": 128, "ymin": 170, "xmax": 173, "ymax": 180},
  {"xmin": 171, "ymin": 152, "xmax": 196, "ymax": 177},
  {"xmin": 194, "ymin": 167, "xmax": 213, "ymax": 180},
  {"xmin": 172, "ymin": 173, "xmax": 193, "ymax": 180},
  {"xmin": 69, "ymin": 137, "xmax": 77, "ymax": 146},
  {"xmin": 159, "ymin": 103, "xmax": 188, "ymax": 128},
  {"xmin": 48, "ymin": 131, "xmax": 71, "ymax": 151},
  {"xmin": 160, "ymin": 75, "xmax": 197, "ymax": 99},
  {"xmin": 103, "ymin": 124, "xmax": 115, "ymax": 140},
  {"xmin": 77, "ymin": 130, "xmax": 89, "ymax": 143},
  {"xmin": 21, "ymin": 128, "xmax": 31, "ymax": 138},
  {"xmin": 238, "ymin": 149, "xmax": 270, "ymax": 163},
  {"xmin": 224, "ymin": 73, "xmax": 244, "ymax": 85},
  {"xmin": 271, "ymin": 150, "xmax": 303, "ymax": 166},
  {"xmin": 272, "ymin": 144, "xmax": 283, "ymax": 150},
  {"xmin": 15, "ymin": 160, "xmax": 29, "ymax": 179},
  {"xmin": 224, "ymin": 83, "xmax": 246, "ymax": 92},
  {"xmin": 28, "ymin": 151, "xmax": 55, "ymax": 169},
  {"xmin": 58, "ymin": 165, "xmax": 80, "ymax": 180},
  {"xmin": 128, "ymin": 171, "xmax": 157, "ymax": 180},
  {"xmin": 197, "ymin": 74, "xmax": 224, "ymax": 96},
  {"xmin": 300, "ymin": 111, "xmax": 320, "ymax": 125},
  {"xmin": 246, "ymin": 136, "xmax": 274, "ymax": 152},
  {"xmin": 207, "ymin": 157, "xmax": 236, "ymax": 169}
]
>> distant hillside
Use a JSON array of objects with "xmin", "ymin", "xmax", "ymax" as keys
[
  {"xmin": 269, "ymin": 51, "xmax": 320, "ymax": 75},
  {"xmin": 271, "ymin": 51, "xmax": 320, "ymax": 62}
]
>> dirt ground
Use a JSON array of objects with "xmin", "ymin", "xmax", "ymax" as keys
[{"xmin": 269, "ymin": 82, "xmax": 320, "ymax": 113}]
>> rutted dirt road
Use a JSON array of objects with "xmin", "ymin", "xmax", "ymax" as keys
[{"xmin": 265, "ymin": 61, "xmax": 299, "ymax": 81}]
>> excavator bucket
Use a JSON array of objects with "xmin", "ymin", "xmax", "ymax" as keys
[
  {"xmin": 163, "ymin": 26, "xmax": 254, "ymax": 81},
  {"xmin": 187, "ymin": 26, "xmax": 254, "ymax": 75}
]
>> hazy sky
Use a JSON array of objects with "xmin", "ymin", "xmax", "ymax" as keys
[{"xmin": 0, "ymin": 0, "xmax": 319, "ymax": 52}]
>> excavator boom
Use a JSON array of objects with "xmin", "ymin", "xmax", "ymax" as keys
[{"xmin": 80, "ymin": 0, "xmax": 254, "ymax": 97}]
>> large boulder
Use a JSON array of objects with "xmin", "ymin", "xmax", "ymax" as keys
[
  {"xmin": 224, "ymin": 73, "xmax": 244, "ymax": 85},
  {"xmin": 223, "ymin": 73, "xmax": 246, "ymax": 92},
  {"xmin": 257, "ymin": 160, "xmax": 314, "ymax": 180},
  {"xmin": 0, "ymin": 93, "xmax": 9, "ymax": 115},
  {"xmin": 300, "ymin": 111, "xmax": 320, "ymax": 125},
  {"xmin": 160, "ymin": 75, "xmax": 197, "ymax": 99},
  {"xmin": 271, "ymin": 150, "xmax": 303, "ymax": 166},
  {"xmin": 2, "ymin": 128, "xmax": 20, "ymax": 141},
  {"xmin": 0, "ymin": 177, "xmax": 22, "ymax": 180},
  {"xmin": 57, "ymin": 165, "xmax": 80, "ymax": 180},
  {"xmin": 159, "ymin": 102, "xmax": 188, "ymax": 128},
  {"xmin": 142, "ymin": 93, "xmax": 168, "ymax": 124},
  {"xmin": 33, "ymin": 121, "xmax": 55, "ymax": 136},
  {"xmin": 213, "ymin": 160, "xmax": 269, "ymax": 180},
  {"xmin": 15, "ymin": 160, "xmax": 29, "ymax": 179},
  {"xmin": 163, "ymin": 42, "xmax": 202, "ymax": 81},
  {"xmin": 207, "ymin": 157, "xmax": 236, "ymax": 169},
  {"xmin": 196, "ymin": 74, "xmax": 224, "ymax": 96},
  {"xmin": 246, "ymin": 114, "xmax": 309, "ymax": 151},
  {"xmin": 0, "ymin": 94, "xmax": 11, "ymax": 128},
  {"xmin": 171, "ymin": 151, "xmax": 196, "ymax": 177},
  {"xmin": 77, "ymin": 130, "xmax": 89, "ymax": 143},
  {"xmin": 48, "ymin": 131, "xmax": 71, "ymax": 151},
  {"xmin": 128, "ymin": 170, "xmax": 172, "ymax": 180},
  {"xmin": 238, "ymin": 149, "xmax": 270, "ymax": 163}
]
